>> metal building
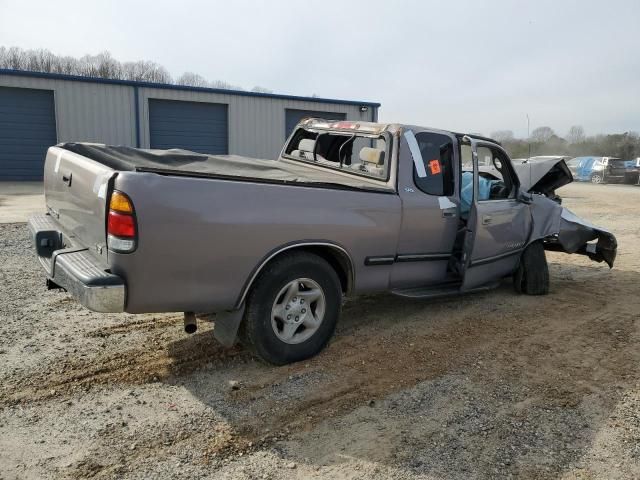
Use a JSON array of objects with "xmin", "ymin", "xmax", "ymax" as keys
[{"xmin": 0, "ymin": 69, "xmax": 380, "ymax": 181}]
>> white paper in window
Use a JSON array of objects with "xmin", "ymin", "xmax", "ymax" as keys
[{"xmin": 404, "ymin": 130, "xmax": 427, "ymax": 178}]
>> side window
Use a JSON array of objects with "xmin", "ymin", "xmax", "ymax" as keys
[
  {"xmin": 284, "ymin": 127, "xmax": 389, "ymax": 180},
  {"xmin": 284, "ymin": 128, "xmax": 318, "ymax": 159},
  {"xmin": 326, "ymin": 135, "xmax": 389, "ymax": 180},
  {"xmin": 475, "ymin": 146, "xmax": 515, "ymax": 201},
  {"xmin": 412, "ymin": 132, "xmax": 454, "ymax": 196}
]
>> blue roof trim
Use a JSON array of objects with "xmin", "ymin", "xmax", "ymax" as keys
[{"xmin": 0, "ymin": 69, "xmax": 381, "ymax": 108}]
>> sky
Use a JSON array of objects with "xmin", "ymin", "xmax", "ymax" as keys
[{"xmin": 1, "ymin": 0, "xmax": 638, "ymax": 138}]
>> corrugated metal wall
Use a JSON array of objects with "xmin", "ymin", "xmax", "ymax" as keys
[
  {"xmin": 138, "ymin": 88, "xmax": 372, "ymax": 159},
  {"xmin": 0, "ymin": 74, "xmax": 135, "ymax": 145},
  {"xmin": 0, "ymin": 73, "xmax": 376, "ymax": 161}
]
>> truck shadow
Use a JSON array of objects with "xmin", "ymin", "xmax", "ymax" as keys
[{"xmin": 165, "ymin": 262, "xmax": 640, "ymax": 478}]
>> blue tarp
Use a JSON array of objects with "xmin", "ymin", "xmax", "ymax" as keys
[
  {"xmin": 460, "ymin": 171, "xmax": 499, "ymax": 215},
  {"xmin": 574, "ymin": 157, "xmax": 598, "ymax": 182}
]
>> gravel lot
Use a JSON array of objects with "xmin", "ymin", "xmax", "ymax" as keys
[{"xmin": 1, "ymin": 182, "xmax": 639, "ymax": 479}]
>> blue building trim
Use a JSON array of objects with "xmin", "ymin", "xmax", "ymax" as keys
[
  {"xmin": 133, "ymin": 86, "xmax": 141, "ymax": 148},
  {"xmin": 0, "ymin": 69, "xmax": 381, "ymax": 108}
]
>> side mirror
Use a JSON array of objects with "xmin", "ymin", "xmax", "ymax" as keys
[{"xmin": 517, "ymin": 190, "xmax": 533, "ymax": 204}]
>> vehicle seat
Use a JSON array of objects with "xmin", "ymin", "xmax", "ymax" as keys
[
  {"xmin": 290, "ymin": 138, "xmax": 317, "ymax": 161},
  {"xmin": 357, "ymin": 147, "xmax": 385, "ymax": 177}
]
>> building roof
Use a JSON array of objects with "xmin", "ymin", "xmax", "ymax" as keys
[{"xmin": 0, "ymin": 68, "xmax": 381, "ymax": 108}]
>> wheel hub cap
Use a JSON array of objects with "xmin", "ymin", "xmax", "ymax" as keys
[{"xmin": 271, "ymin": 278, "xmax": 326, "ymax": 344}]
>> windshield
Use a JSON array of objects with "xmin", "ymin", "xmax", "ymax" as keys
[{"xmin": 283, "ymin": 127, "xmax": 390, "ymax": 181}]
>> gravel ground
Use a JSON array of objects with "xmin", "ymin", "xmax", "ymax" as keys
[{"xmin": 1, "ymin": 182, "xmax": 639, "ymax": 479}]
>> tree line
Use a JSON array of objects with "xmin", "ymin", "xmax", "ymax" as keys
[
  {"xmin": 0, "ymin": 46, "xmax": 272, "ymax": 93},
  {"xmin": 491, "ymin": 125, "xmax": 640, "ymax": 160}
]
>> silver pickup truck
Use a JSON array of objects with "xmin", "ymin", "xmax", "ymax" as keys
[{"xmin": 29, "ymin": 118, "xmax": 617, "ymax": 364}]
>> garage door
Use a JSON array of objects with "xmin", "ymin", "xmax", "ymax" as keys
[
  {"xmin": 285, "ymin": 109, "xmax": 346, "ymax": 139},
  {"xmin": 149, "ymin": 99, "xmax": 228, "ymax": 155},
  {"xmin": 0, "ymin": 87, "xmax": 57, "ymax": 181}
]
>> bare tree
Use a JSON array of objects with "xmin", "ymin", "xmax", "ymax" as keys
[
  {"xmin": 176, "ymin": 72, "xmax": 209, "ymax": 87},
  {"xmin": 566, "ymin": 125, "xmax": 585, "ymax": 144},
  {"xmin": 251, "ymin": 86, "xmax": 273, "ymax": 94},
  {"xmin": 24, "ymin": 48, "xmax": 55, "ymax": 73},
  {"xmin": 79, "ymin": 52, "xmax": 122, "ymax": 78},
  {"xmin": 209, "ymin": 79, "xmax": 244, "ymax": 90},
  {"xmin": 117, "ymin": 60, "xmax": 170, "ymax": 83},
  {"xmin": 135, "ymin": 61, "xmax": 171, "ymax": 83},
  {"xmin": 0, "ymin": 46, "xmax": 27, "ymax": 69},
  {"xmin": 0, "ymin": 45, "xmax": 261, "ymax": 91},
  {"xmin": 121, "ymin": 61, "xmax": 147, "ymax": 81},
  {"xmin": 490, "ymin": 130, "xmax": 515, "ymax": 143},
  {"xmin": 530, "ymin": 126, "xmax": 555, "ymax": 143},
  {"xmin": 54, "ymin": 55, "xmax": 81, "ymax": 75}
]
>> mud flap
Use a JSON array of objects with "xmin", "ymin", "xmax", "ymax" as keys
[{"xmin": 198, "ymin": 306, "xmax": 245, "ymax": 347}]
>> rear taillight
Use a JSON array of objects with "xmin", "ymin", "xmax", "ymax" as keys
[
  {"xmin": 108, "ymin": 211, "xmax": 136, "ymax": 237},
  {"xmin": 107, "ymin": 191, "xmax": 137, "ymax": 253}
]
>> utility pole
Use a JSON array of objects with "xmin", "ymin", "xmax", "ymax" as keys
[{"xmin": 526, "ymin": 113, "xmax": 531, "ymax": 161}]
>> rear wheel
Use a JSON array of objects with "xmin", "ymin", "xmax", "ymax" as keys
[
  {"xmin": 513, "ymin": 241, "xmax": 549, "ymax": 295},
  {"xmin": 591, "ymin": 173, "xmax": 604, "ymax": 184},
  {"xmin": 240, "ymin": 252, "xmax": 342, "ymax": 365}
]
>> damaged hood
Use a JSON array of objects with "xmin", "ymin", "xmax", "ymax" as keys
[
  {"xmin": 529, "ymin": 195, "xmax": 617, "ymax": 268},
  {"xmin": 513, "ymin": 158, "xmax": 574, "ymax": 196}
]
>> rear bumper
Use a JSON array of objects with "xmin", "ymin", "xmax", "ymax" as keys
[{"xmin": 28, "ymin": 214, "xmax": 125, "ymax": 313}]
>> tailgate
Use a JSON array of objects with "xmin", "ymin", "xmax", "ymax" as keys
[{"xmin": 43, "ymin": 146, "xmax": 116, "ymax": 260}]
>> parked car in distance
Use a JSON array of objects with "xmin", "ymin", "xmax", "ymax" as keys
[
  {"xmin": 627, "ymin": 158, "xmax": 640, "ymax": 185},
  {"xmin": 565, "ymin": 157, "xmax": 581, "ymax": 177},
  {"xmin": 29, "ymin": 119, "xmax": 617, "ymax": 364},
  {"xmin": 569, "ymin": 156, "xmax": 638, "ymax": 184}
]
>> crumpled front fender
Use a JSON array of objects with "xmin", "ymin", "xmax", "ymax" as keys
[{"xmin": 528, "ymin": 195, "xmax": 617, "ymax": 268}]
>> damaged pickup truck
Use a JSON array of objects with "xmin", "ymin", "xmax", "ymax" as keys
[{"xmin": 29, "ymin": 119, "xmax": 617, "ymax": 364}]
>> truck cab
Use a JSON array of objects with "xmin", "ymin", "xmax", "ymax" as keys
[{"xmin": 282, "ymin": 120, "xmax": 548, "ymax": 294}]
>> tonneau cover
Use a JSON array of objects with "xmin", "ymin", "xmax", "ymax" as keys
[{"xmin": 58, "ymin": 143, "xmax": 393, "ymax": 193}]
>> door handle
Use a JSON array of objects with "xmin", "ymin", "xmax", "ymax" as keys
[
  {"xmin": 482, "ymin": 215, "xmax": 492, "ymax": 225},
  {"xmin": 61, "ymin": 172, "xmax": 72, "ymax": 186},
  {"xmin": 442, "ymin": 208, "xmax": 456, "ymax": 218}
]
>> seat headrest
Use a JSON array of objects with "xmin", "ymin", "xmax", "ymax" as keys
[
  {"xmin": 299, "ymin": 139, "xmax": 316, "ymax": 152},
  {"xmin": 359, "ymin": 147, "xmax": 385, "ymax": 165}
]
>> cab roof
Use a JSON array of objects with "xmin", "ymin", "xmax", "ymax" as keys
[{"xmin": 299, "ymin": 118, "xmax": 501, "ymax": 145}]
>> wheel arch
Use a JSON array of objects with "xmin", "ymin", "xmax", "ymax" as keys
[{"xmin": 235, "ymin": 241, "xmax": 354, "ymax": 309}]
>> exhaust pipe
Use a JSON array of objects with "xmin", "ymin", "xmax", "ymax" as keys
[{"xmin": 184, "ymin": 312, "xmax": 197, "ymax": 334}]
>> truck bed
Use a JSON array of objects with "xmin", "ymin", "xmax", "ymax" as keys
[
  {"xmin": 39, "ymin": 143, "xmax": 403, "ymax": 314},
  {"xmin": 58, "ymin": 143, "xmax": 394, "ymax": 193}
]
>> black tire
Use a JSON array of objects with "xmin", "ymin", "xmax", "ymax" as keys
[
  {"xmin": 239, "ymin": 252, "xmax": 342, "ymax": 365},
  {"xmin": 513, "ymin": 241, "xmax": 550, "ymax": 295}
]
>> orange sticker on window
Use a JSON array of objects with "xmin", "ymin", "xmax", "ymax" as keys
[{"xmin": 428, "ymin": 159, "xmax": 441, "ymax": 175}]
